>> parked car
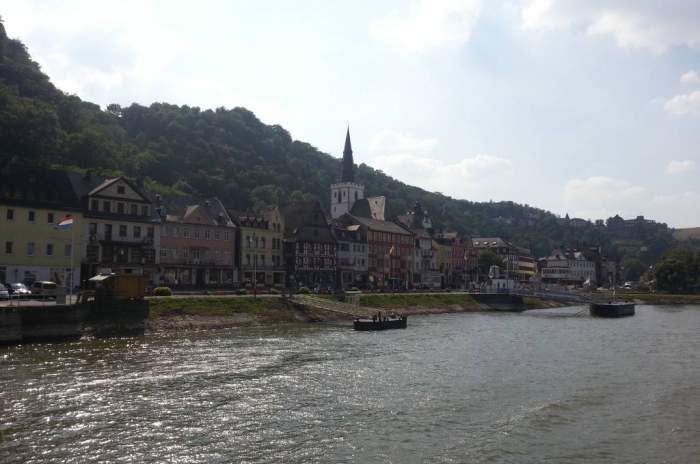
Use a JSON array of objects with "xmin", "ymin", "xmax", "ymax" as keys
[
  {"xmin": 6, "ymin": 282, "xmax": 32, "ymax": 298},
  {"xmin": 0, "ymin": 286, "xmax": 9, "ymax": 300},
  {"xmin": 30, "ymin": 281, "xmax": 58, "ymax": 299}
]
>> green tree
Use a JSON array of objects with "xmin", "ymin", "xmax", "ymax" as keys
[
  {"xmin": 621, "ymin": 257, "xmax": 645, "ymax": 282},
  {"xmin": 477, "ymin": 250, "xmax": 504, "ymax": 278},
  {"xmin": 655, "ymin": 248, "xmax": 697, "ymax": 293}
]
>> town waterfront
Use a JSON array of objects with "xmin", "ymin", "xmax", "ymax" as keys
[{"xmin": 1, "ymin": 305, "xmax": 699, "ymax": 463}]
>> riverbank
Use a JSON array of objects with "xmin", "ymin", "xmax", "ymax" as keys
[{"xmin": 146, "ymin": 293, "xmax": 571, "ymax": 332}]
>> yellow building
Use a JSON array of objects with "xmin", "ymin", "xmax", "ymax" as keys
[
  {"xmin": 232, "ymin": 206, "xmax": 285, "ymax": 287},
  {"xmin": 0, "ymin": 168, "xmax": 85, "ymax": 287}
]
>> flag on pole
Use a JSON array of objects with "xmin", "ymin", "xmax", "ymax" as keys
[{"xmin": 55, "ymin": 216, "xmax": 74, "ymax": 230}]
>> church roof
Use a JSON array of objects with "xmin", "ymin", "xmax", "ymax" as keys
[{"xmin": 340, "ymin": 127, "xmax": 354, "ymax": 183}]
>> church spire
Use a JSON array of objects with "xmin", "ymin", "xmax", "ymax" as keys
[{"xmin": 341, "ymin": 127, "xmax": 354, "ymax": 182}]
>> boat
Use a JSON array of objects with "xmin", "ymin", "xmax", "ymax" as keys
[
  {"xmin": 589, "ymin": 274, "xmax": 635, "ymax": 317},
  {"xmin": 353, "ymin": 313, "xmax": 407, "ymax": 331},
  {"xmin": 589, "ymin": 301, "xmax": 635, "ymax": 318}
]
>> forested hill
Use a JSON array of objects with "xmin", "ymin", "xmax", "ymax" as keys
[{"xmin": 0, "ymin": 19, "xmax": 677, "ymax": 261}]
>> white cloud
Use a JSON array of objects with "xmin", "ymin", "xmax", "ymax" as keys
[
  {"xmin": 369, "ymin": 0, "xmax": 481, "ymax": 52},
  {"xmin": 680, "ymin": 70, "xmax": 700, "ymax": 85},
  {"xmin": 562, "ymin": 176, "xmax": 646, "ymax": 220},
  {"xmin": 650, "ymin": 192, "xmax": 700, "ymax": 228},
  {"xmin": 666, "ymin": 160, "xmax": 696, "ymax": 175},
  {"xmin": 520, "ymin": 1, "xmax": 700, "ymax": 54},
  {"xmin": 367, "ymin": 129, "xmax": 512, "ymax": 200},
  {"xmin": 0, "ymin": 0, "xmax": 187, "ymax": 105},
  {"xmin": 663, "ymin": 90, "xmax": 700, "ymax": 116}
]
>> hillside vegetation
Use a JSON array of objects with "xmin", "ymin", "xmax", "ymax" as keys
[{"xmin": 0, "ymin": 19, "xmax": 679, "ymax": 261}]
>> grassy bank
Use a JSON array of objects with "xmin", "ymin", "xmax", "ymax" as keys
[
  {"xmin": 359, "ymin": 293, "xmax": 483, "ymax": 313},
  {"xmin": 147, "ymin": 297, "xmax": 307, "ymax": 331},
  {"xmin": 624, "ymin": 293, "xmax": 700, "ymax": 305}
]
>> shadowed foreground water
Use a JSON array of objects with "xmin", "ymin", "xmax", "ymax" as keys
[{"xmin": 1, "ymin": 305, "xmax": 699, "ymax": 463}]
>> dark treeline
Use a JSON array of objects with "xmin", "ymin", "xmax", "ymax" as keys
[{"xmin": 0, "ymin": 19, "xmax": 680, "ymax": 261}]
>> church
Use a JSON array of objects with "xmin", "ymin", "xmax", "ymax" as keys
[{"xmin": 330, "ymin": 129, "xmax": 414, "ymax": 289}]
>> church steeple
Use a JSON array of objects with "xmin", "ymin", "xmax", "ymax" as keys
[{"xmin": 341, "ymin": 127, "xmax": 354, "ymax": 182}]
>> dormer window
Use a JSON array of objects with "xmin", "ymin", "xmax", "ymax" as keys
[
  {"xmin": 91, "ymin": 199, "xmax": 99, "ymax": 211},
  {"xmin": 141, "ymin": 205, "xmax": 149, "ymax": 216},
  {"xmin": 131, "ymin": 204, "xmax": 138, "ymax": 215},
  {"xmin": 117, "ymin": 185, "xmax": 126, "ymax": 194}
]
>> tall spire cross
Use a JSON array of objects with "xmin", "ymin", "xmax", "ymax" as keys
[{"xmin": 341, "ymin": 127, "xmax": 354, "ymax": 182}]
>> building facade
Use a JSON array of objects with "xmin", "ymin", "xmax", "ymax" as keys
[
  {"xmin": 540, "ymin": 249, "xmax": 597, "ymax": 285},
  {"xmin": 0, "ymin": 167, "xmax": 85, "ymax": 287},
  {"xmin": 282, "ymin": 200, "xmax": 337, "ymax": 289},
  {"xmin": 234, "ymin": 206, "xmax": 286, "ymax": 288},
  {"xmin": 332, "ymin": 222, "xmax": 368, "ymax": 289},
  {"xmin": 471, "ymin": 237, "xmax": 535, "ymax": 283},
  {"xmin": 397, "ymin": 202, "xmax": 440, "ymax": 288},
  {"xmin": 80, "ymin": 177, "xmax": 161, "ymax": 283},
  {"xmin": 160, "ymin": 198, "xmax": 237, "ymax": 287}
]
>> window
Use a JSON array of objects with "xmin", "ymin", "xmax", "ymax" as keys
[
  {"xmin": 46, "ymin": 243, "xmax": 54, "ymax": 256},
  {"xmin": 117, "ymin": 202, "xmax": 125, "ymax": 214},
  {"xmin": 130, "ymin": 204, "xmax": 138, "ymax": 215},
  {"xmin": 224, "ymin": 232, "xmax": 230, "ymax": 240},
  {"xmin": 6, "ymin": 209, "xmax": 14, "ymax": 220},
  {"xmin": 214, "ymin": 231, "xmax": 221, "ymax": 240},
  {"xmin": 260, "ymin": 255, "xmax": 265, "ymax": 266},
  {"xmin": 47, "ymin": 212, "xmax": 54, "ymax": 223},
  {"xmin": 28, "ymin": 210, "xmax": 36, "ymax": 222},
  {"xmin": 91, "ymin": 199, "xmax": 99, "ymax": 211},
  {"xmin": 141, "ymin": 205, "xmax": 149, "ymax": 216},
  {"xmin": 89, "ymin": 223, "xmax": 97, "ymax": 235},
  {"xmin": 119, "ymin": 225, "xmax": 127, "ymax": 237},
  {"xmin": 160, "ymin": 248, "xmax": 168, "ymax": 257},
  {"xmin": 194, "ymin": 230, "xmax": 200, "ymax": 239},
  {"xmin": 133, "ymin": 226, "xmax": 141, "ymax": 239},
  {"xmin": 260, "ymin": 237, "xmax": 266, "ymax": 248},
  {"xmin": 27, "ymin": 242, "xmax": 35, "ymax": 256},
  {"xmin": 5, "ymin": 242, "xmax": 13, "ymax": 254},
  {"xmin": 205, "ymin": 229, "xmax": 211, "ymax": 239},
  {"xmin": 103, "ymin": 201, "xmax": 111, "ymax": 213},
  {"xmin": 105, "ymin": 224, "xmax": 113, "ymax": 239},
  {"xmin": 117, "ymin": 185, "xmax": 126, "ymax": 194},
  {"xmin": 246, "ymin": 254, "xmax": 251, "ymax": 265},
  {"xmin": 64, "ymin": 244, "xmax": 72, "ymax": 257},
  {"xmin": 147, "ymin": 227, "xmax": 154, "ymax": 238}
]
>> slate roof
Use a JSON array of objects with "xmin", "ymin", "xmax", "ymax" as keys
[
  {"xmin": 281, "ymin": 200, "xmax": 335, "ymax": 243},
  {"xmin": 0, "ymin": 166, "xmax": 86, "ymax": 211}
]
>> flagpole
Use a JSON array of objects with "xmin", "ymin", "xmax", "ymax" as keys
[{"xmin": 69, "ymin": 221, "xmax": 75, "ymax": 305}]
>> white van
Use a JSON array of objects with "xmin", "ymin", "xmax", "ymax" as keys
[{"xmin": 30, "ymin": 281, "xmax": 58, "ymax": 299}]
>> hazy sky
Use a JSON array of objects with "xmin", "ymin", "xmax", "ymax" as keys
[{"xmin": 2, "ymin": 0, "xmax": 700, "ymax": 227}]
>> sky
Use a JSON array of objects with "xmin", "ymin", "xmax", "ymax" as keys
[{"xmin": 2, "ymin": 0, "xmax": 700, "ymax": 227}]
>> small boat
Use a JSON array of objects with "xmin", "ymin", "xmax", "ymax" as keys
[
  {"xmin": 353, "ymin": 313, "xmax": 407, "ymax": 331},
  {"xmin": 590, "ymin": 272, "xmax": 635, "ymax": 318},
  {"xmin": 589, "ymin": 301, "xmax": 635, "ymax": 318}
]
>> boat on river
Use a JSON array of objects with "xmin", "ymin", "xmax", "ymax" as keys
[
  {"xmin": 589, "ymin": 301, "xmax": 635, "ymax": 318},
  {"xmin": 353, "ymin": 313, "xmax": 407, "ymax": 331}
]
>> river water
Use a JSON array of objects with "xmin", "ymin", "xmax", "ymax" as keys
[{"xmin": 1, "ymin": 305, "xmax": 699, "ymax": 463}]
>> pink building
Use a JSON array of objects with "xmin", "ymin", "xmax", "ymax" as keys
[{"xmin": 159, "ymin": 198, "xmax": 237, "ymax": 287}]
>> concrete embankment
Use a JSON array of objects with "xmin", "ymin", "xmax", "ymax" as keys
[{"xmin": 0, "ymin": 300, "xmax": 149, "ymax": 346}]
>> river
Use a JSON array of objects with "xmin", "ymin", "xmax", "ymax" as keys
[{"xmin": 1, "ymin": 305, "xmax": 699, "ymax": 463}]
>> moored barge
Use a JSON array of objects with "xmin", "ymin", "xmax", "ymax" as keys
[{"xmin": 353, "ymin": 314, "xmax": 407, "ymax": 331}]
